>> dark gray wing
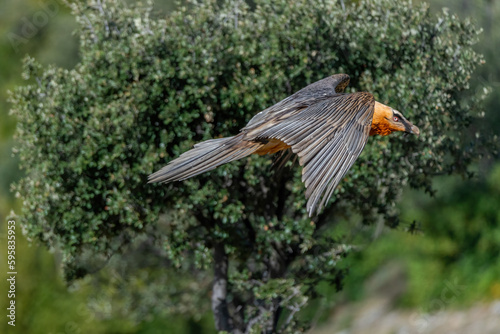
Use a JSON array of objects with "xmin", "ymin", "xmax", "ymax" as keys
[
  {"xmin": 242, "ymin": 74, "xmax": 351, "ymax": 133},
  {"xmin": 245, "ymin": 92, "xmax": 375, "ymax": 216}
]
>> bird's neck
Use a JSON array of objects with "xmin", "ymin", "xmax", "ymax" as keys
[{"xmin": 370, "ymin": 101, "xmax": 393, "ymax": 136}]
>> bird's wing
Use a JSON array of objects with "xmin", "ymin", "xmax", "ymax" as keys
[
  {"xmin": 246, "ymin": 92, "xmax": 375, "ymax": 216},
  {"xmin": 243, "ymin": 74, "xmax": 351, "ymax": 132}
]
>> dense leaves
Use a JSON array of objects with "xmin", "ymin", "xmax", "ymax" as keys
[{"xmin": 10, "ymin": 0, "xmax": 490, "ymax": 331}]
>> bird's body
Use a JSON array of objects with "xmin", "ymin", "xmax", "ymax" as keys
[{"xmin": 149, "ymin": 74, "xmax": 419, "ymax": 216}]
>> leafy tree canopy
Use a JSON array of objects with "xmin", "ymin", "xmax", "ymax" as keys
[{"xmin": 10, "ymin": 0, "xmax": 492, "ymax": 331}]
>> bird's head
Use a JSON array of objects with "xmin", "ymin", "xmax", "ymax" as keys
[{"xmin": 371, "ymin": 101, "xmax": 420, "ymax": 136}]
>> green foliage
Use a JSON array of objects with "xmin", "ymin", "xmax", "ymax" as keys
[
  {"xmin": 0, "ymin": 230, "xmax": 133, "ymax": 334},
  {"xmin": 343, "ymin": 162, "xmax": 500, "ymax": 310},
  {"xmin": 9, "ymin": 0, "xmax": 492, "ymax": 331},
  {"xmin": 416, "ymin": 0, "xmax": 500, "ymax": 143}
]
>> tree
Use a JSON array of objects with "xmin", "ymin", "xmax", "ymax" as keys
[{"xmin": 10, "ymin": 0, "xmax": 491, "ymax": 332}]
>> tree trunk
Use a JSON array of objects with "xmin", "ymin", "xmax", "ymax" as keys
[{"xmin": 212, "ymin": 242, "xmax": 234, "ymax": 332}]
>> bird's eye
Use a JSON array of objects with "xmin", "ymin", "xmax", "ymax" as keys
[{"xmin": 393, "ymin": 116, "xmax": 399, "ymax": 122}]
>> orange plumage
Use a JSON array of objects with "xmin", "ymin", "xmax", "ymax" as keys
[
  {"xmin": 254, "ymin": 139, "xmax": 291, "ymax": 155},
  {"xmin": 370, "ymin": 102, "xmax": 396, "ymax": 136}
]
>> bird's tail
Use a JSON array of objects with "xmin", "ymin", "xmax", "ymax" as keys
[{"xmin": 148, "ymin": 134, "xmax": 262, "ymax": 184}]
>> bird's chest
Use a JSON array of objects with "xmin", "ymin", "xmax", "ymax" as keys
[{"xmin": 369, "ymin": 122, "xmax": 393, "ymax": 136}]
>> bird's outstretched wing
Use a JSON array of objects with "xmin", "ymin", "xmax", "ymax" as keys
[
  {"xmin": 245, "ymin": 90, "xmax": 375, "ymax": 216},
  {"xmin": 243, "ymin": 74, "xmax": 351, "ymax": 132},
  {"xmin": 149, "ymin": 74, "xmax": 374, "ymax": 216}
]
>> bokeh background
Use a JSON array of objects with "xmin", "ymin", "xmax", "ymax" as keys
[{"xmin": 0, "ymin": 0, "xmax": 499, "ymax": 333}]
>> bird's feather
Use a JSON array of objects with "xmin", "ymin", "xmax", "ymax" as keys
[
  {"xmin": 244, "ymin": 90, "xmax": 374, "ymax": 216},
  {"xmin": 147, "ymin": 135, "xmax": 263, "ymax": 183},
  {"xmin": 149, "ymin": 74, "xmax": 375, "ymax": 216}
]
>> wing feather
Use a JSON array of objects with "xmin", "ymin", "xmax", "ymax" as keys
[
  {"xmin": 243, "ymin": 74, "xmax": 351, "ymax": 135},
  {"xmin": 151, "ymin": 74, "xmax": 373, "ymax": 216},
  {"xmin": 246, "ymin": 91, "xmax": 374, "ymax": 216}
]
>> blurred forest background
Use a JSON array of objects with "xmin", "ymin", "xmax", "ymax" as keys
[{"xmin": 0, "ymin": 0, "xmax": 499, "ymax": 333}]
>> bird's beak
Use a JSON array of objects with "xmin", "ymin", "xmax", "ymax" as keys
[{"xmin": 409, "ymin": 124, "xmax": 420, "ymax": 136}]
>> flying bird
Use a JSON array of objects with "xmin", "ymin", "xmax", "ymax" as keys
[{"xmin": 149, "ymin": 74, "xmax": 419, "ymax": 216}]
